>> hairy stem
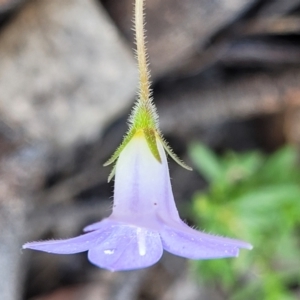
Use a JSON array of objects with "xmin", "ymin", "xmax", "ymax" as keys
[{"xmin": 135, "ymin": 0, "xmax": 151, "ymax": 104}]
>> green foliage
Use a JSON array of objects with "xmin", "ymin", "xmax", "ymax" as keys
[{"xmin": 188, "ymin": 143, "xmax": 300, "ymax": 300}]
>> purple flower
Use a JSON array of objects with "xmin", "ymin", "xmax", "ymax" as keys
[{"xmin": 23, "ymin": 134, "xmax": 252, "ymax": 271}]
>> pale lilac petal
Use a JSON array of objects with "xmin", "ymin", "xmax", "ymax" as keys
[
  {"xmin": 23, "ymin": 229, "xmax": 112, "ymax": 254},
  {"xmin": 84, "ymin": 221, "xmax": 104, "ymax": 232},
  {"xmin": 83, "ymin": 218, "xmax": 113, "ymax": 232},
  {"xmin": 160, "ymin": 223, "xmax": 252, "ymax": 259},
  {"xmin": 88, "ymin": 225, "xmax": 163, "ymax": 271},
  {"xmin": 112, "ymin": 136, "xmax": 180, "ymax": 221}
]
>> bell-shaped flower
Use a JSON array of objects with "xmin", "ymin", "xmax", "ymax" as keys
[{"xmin": 23, "ymin": 131, "xmax": 252, "ymax": 271}]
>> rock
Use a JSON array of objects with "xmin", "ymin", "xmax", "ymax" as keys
[
  {"xmin": 0, "ymin": 0, "xmax": 137, "ymax": 148},
  {"xmin": 0, "ymin": 144, "xmax": 47, "ymax": 300}
]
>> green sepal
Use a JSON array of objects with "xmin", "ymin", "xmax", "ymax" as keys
[
  {"xmin": 159, "ymin": 135, "xmax": 193, "ymax": 171},
  {"xmin": 144, "ymin": 128, "xmax": 161, "ymax": 163},
  {"xmin": 129, "ymin": 99, "xmax": 159, "ymax": 134},
  {"xmin": 107, "ymin": 163, "xmax": 116, "ymax": 183},
  {"xmin": 103, "ymin": 128, "xmax": 136, "ymax": 167}
]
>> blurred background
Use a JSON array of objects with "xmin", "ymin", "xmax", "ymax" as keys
[{"xmin": 1, "ymin": 0, "xmax": 300, "ymax": 299}]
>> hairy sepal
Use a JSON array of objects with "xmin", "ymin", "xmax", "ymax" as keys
[{"xmin": 144, "ymin": 128, "xmax": 161, "ymax": 163}]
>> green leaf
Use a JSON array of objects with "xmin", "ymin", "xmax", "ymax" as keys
[
  {"xmin": 189, "ymin": 143, "xmax": 223, "ymax": 182},
  {"xmin": 260, "ymin": 146, "xmax": 298, "ymax": 183},
  {"xmin": 234, "ymin": 184, "xmax": 300, "ymax": 212}
]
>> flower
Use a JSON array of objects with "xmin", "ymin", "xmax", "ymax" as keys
[
  {"xmin": 23, "ymin": 131, "xmax": 252, "ymax": 271},
  {"xmin": 23, "ymin": 0, "xmax": 252, "ymax": 272}
]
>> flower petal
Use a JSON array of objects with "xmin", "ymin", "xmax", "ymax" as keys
[
  {"xmin": 112, "ymin": 135, "xmax": 181, "ymax": 223},
  {"xmin": 160, "ymin": 222, "xmax": 252, "ymax": 259},
  {"xmin": 83, "ymin": 218, "xmax": 113, "ymax": 232},
  {"xmin": 22, "ymin": 229, "xmax": 112, "ymax": 254},
  {"xmin": 88, "ymin": 225, "xmax": 163, "ymax": 271}
]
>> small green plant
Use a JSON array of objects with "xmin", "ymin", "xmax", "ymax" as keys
[{"xmin": 189, "ymin": 143, "xmax": 300, "ymax": 300}]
